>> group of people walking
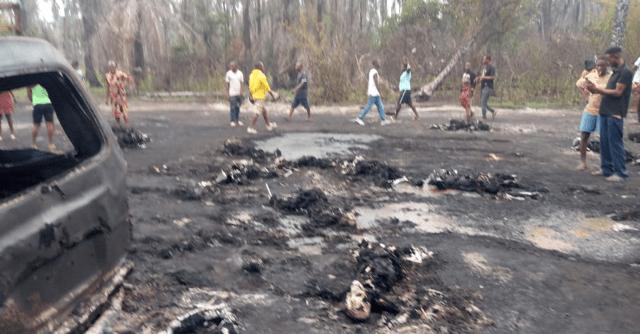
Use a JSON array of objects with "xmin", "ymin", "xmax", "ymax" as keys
[
  {"xmin": 222, "ymin": 54, "xmax": 502, "ymax": 133},
  {"xmin": 224, "ymin": 60, "xmax": 311, "ymax": 134}
]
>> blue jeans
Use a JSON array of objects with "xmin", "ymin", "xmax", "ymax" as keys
[
  {"xmin": 481, "ymin": 87, "xmax": 495, "ymax": 117},
  {"xmin": 358, "ymin": 96, "xmax": 385, "ymax": 121},
  {"xmin": 599, "ymin": 115, "xmax": 627, "ymax": 178},
  {"xmin": 229, "ymin": 96, "xmax": 242, "ymax": 122}
]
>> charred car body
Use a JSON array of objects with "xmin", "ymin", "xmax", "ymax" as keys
[{"xmin": 0, "ymin": 38, "xmax": 130, "ymax": 333}]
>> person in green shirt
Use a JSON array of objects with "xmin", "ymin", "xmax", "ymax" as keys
[{"xmin": 27, "ymin": 85, "xmax": 57, "ymax": 151}]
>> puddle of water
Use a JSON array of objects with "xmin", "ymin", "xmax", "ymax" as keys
[
  {"xmin": 287, "ymin": 236, "xmax": 325, "ymax": 255},
  {"xmin": 354, "ymin": 202, "xmax": 484, "ymax": 236},
  {"xmin": 255, "ymin": 132, "xmax": 382, "ymax": 160}
]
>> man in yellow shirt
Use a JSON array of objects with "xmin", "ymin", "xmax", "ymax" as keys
[
  {"xmin": 575, "ymin": 56, "xmax": 610, "ymax": 171},
  {"xmin": 247, "ymin": 62, "xmax": 278, "ymax": 134}
]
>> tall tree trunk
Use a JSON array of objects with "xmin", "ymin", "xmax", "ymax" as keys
[
  {"xmin": 317, "ymin": 0, "xmax": 324, "ymax": 24},
  {"xmin": 419, "ymin": 38, "xmax": 474, "ymax": 99},
  {"xmin": 20, "ymin": 0, "xmax": 40, "ymax": 36},
  {"xmin": 256, "ymin": 0, "xmax": 262, "ymax": 35},
  {"xmin": 610, "ymin": 0, "xmax": 630, "ymax": 47},
  {"xmin": 78, "ymin": 0, "xmax": 102, "ymax": 87},
  {"xmin": 242, "ymin": 0, "xmax": 252, "ymax": 67}
]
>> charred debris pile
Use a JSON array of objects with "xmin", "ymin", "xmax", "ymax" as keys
[
  {"xmin": 427, "ymin": 169, "xmax": 546, "ymax": 200},
  {"xmin": 309, "ymin": 240, "xmax": 492, "ymax": 331},
  {"xmin": 112, "ymin": 126, "xmax": 150, "ymax": 149},
  {"xmin": 430, "ymin": 119, "xmax": 491, "ymax": 132},
  {"xmin": 571, "ymin": 137, "xmax": 637, "ymax": 164},
  {"xmin": 269, "ymin": 188, "xmax": 354, "ymax": 232},
  {"xmin": 212, "ymin": 138, "xmax": 544, "ymax": 200}
]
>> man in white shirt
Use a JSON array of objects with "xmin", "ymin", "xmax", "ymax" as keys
[
  {"xmin": 225, "ymin": 61, "xmax": 244, "ymax": 127},
  {"xmin": 354, "ymin": 59, "xmax": 391, "ymax": 126},
  {"xmin": 633, "ymin": 56, "xmax": 640, "ymax": 122}
]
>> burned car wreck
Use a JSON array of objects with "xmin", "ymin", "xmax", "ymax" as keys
[{"xmin": 0, "ymin": 38, "xmax": 130, "ymax": 333}]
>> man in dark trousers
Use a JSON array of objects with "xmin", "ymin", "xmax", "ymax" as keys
[
  {"xmin": 478, "ymin": 55, "xmax": 497, "ymax": 120},
  {"xmin": 394, "ymin": 61, "xmax": 419, "ymax": 120},
  {"xmin": 586, "ymin": 46, "xmax": 634, "ymax": 182},
  {"xmin": 288, "ymin": 62, "xmax": 311, "ymax": 121}
]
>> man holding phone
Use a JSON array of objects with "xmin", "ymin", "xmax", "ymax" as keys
[
  {"xmin": 585, "ymin": 47, "xmax": 634, "ymax": 182},
  {"xmin": 575, "ymin": 57, "xmax": 610, "ymax": 171}
]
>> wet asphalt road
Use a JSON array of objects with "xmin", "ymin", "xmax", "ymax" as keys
[{"xmin": 8, "ymin": 100, "xmax": 639, "ymax": 333}]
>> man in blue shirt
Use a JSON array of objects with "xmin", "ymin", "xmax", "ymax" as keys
[{"xmin": 394, "ymin": 62, "xmax": 419, "ymax": 120}]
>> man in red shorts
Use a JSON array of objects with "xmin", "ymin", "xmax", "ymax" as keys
[{"xmin": 0, "ymin": 91, "xmax": 16, "ymax": 141}]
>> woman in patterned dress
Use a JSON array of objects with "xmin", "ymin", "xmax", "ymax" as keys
[{"xmin": 105, "ymin": 61, "xmax": 134, "ymax": 126}]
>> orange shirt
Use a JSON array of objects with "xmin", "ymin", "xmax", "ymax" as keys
[{"xmin": 576, "ymin": 70, "xmax": 611, "ymax": 115}]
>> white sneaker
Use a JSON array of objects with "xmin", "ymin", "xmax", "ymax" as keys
[
  {"xmin": 10, "ymin": 134, "xmax": 16, "ymax": 140},
  {"xmin": 230, "ymin": 122, "xmax": 237, "ymax": 128},
  {"xmin": 48, "ymin": 143, "xmax": 58, "ymax": 152},
  {"xmin": 247, "ymin": 127, "xmax": 257, "ymax": 134},
  {"xmin": 237, "ymin": 121, "xmax": 244, "ymax": 126},
  {"xmin": 605, "ymin": 175, "xmax": 625, "ymax": 182},
  {"xmin": 380, "ymin": 120, "xmax": 392, "ymax": 126},
  {"xmin": 266, "ymin": 122, "xmax": 278, "ymax": 131},
  {"xmin": 353, "ymin": 118, "xmax": 365, "ymax": 126}
]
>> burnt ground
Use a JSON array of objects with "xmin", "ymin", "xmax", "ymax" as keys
[{"xmin": 11, "ymin": 100, "xmax": 640, "ymax": 333}]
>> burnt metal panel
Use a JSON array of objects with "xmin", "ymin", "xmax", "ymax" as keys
[{"xmin": 0, "ymin": 38, "xmax": 130, "ymax": 333}]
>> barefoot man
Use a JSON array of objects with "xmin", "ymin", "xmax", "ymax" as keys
[
  {"xmin": 105, "ymin": 61, "xmax": 134, "ymax": 126},
  {"xmin": 575, "ymin": 56, "xmax": 610, "ymax": 171}
]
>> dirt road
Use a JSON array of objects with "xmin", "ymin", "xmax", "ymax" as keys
[{"xmin": 49, "ymin": 100, "xmax": 640, "ymax": 333}]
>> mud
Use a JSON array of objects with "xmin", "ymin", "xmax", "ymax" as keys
[{"xmin": 255, "ymin": 132, "xmax": 382, "ymax": 160}]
